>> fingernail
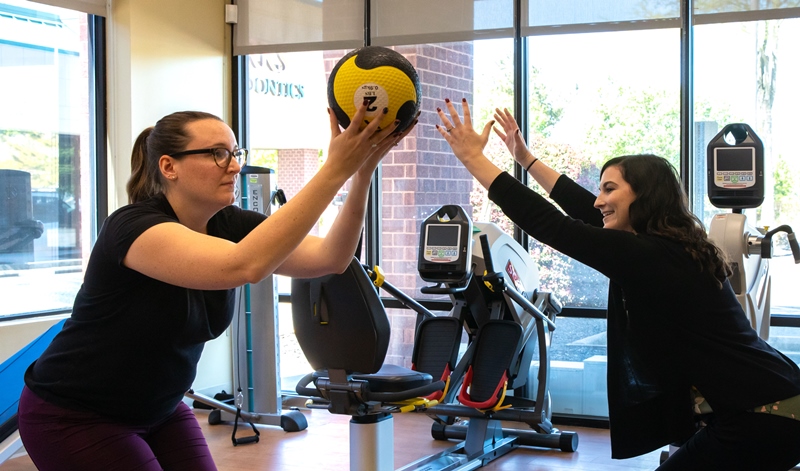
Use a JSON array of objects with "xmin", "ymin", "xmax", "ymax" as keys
[
  {"xmin": 462, "ymin": 98, "xmax": 467, "ymax": 102},
  {"xmin": 445, "ymin": 98, "xmax": 450, "ymax": 103},
  {"xmin": 435, "ymin": 124, "xmax": 440, "ymax": 129},
  {"xmin": 393, "ymin": 119, "xmax": 400, "ymax": 125},
  {"xmin": 363, "ymin": 98, "xmax": 369, "ymax": 106},
  {"xmin": 437, "ymin": 107, "xmax": 442, "ymax": 112}
]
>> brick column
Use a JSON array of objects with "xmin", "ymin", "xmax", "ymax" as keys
[
  {"xmin": 381, "ymin": 43, "xmax": 475, "ymax": 367},
  {"xmin": 277, "ymin": 149, "xmax": 320, "ymax": 235},
  {"xmin": 277, "ymin": 149, "xmax": 319, "ymax": 200}
]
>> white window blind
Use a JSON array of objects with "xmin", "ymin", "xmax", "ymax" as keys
[
  {"xmin": 30, "ymin": 0, "xmax": 106, "ymax": 17},
  {"xmin": 370, "ymin": 0, "xmax": 514, "ymax": 47},
  {"xmin": 522, "ymin": 0, "xmax": 680, "ymax": 36},
  {"xmin": 234, "ymin": 0, "xmax": 364, "ymax": 55}
]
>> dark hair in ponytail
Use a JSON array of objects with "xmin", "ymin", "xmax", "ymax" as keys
[
  {"xmin": 601, "ymin": 154, "xmax": 732, "ymax": 288},
  {"xmin": 126, "ymin": 111, "xmax": 223, "ymax": 203}
]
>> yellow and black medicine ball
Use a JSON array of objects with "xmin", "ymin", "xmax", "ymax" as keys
[{"xmin": 328, "ymin": 46, "xmax": 421, "ymax": 132}]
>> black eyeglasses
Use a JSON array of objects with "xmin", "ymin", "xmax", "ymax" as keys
[{"xmin": 169, "ymin": 147, "xmax": 248, "ymax": 168}]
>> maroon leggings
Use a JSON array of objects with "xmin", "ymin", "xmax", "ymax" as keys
[{"xmin": 17, "ymin": 386, "xmax": 217, "ymax": 471}]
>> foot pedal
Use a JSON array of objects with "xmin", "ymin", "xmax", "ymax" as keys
[
  {"xmin": 458, "ymin": 320, "xmax": 523, "ymax": 410},
  {"xmin": 412, "ymin": 316, "xmax": 461, "ymax": 401}
]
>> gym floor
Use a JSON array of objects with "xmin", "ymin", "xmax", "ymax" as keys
[{"xmin": 0, "ymin": 408, "xmax": 665, "ymax": 471}]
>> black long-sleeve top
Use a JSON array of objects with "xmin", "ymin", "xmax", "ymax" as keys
[{"xmin": 488, "ymin": 171, "xmax": 800, "ymax": 458}]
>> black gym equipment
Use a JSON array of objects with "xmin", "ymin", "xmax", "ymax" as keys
[{"xmin": 292, "ymin": 205, "xmax": 577, "ymax": 470}]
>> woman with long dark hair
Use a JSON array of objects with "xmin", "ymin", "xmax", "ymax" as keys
[{"xmin": 437, "ymin": 100, "xmax": 800, "ymax": 470}]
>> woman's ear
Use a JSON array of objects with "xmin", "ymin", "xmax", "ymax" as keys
[{"xmin": 159, "ymin": 155, "xmax": 177, "ymax": 181}]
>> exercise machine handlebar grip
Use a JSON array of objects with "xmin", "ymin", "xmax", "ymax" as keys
[{"xmin": 479, "ymin": 234, "xmax": 495, "ymax": 273}]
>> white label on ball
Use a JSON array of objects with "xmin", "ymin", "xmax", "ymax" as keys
[{"xmin": 354, "ymin": 83, "xmax": 389, "ymax": 120}]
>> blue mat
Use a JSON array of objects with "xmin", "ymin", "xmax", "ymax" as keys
[{"xmin": 0, "ymin": 319, "xmax": 65, "ymax": 443}]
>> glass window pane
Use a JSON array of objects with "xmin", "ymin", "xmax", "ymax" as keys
[
  {"xmin": 527, "ymin": 28, "xmax": 680, "ymax": 310},
  {"xmin": 694, "ymin": 19, "xmax": 800, "ymax": 321},
  {"xmin": 247, "ymin": 49, "xmax": 348, "ymax": 390},
  {"xmin": 0, "ymin": 1, "xmax": 95, "ymax": 318},
  {"xmin": 522, "ymin": 29, "xmax": 679, "ymax": 418}
]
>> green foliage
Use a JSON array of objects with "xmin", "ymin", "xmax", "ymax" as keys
[
  {"xmin": 773, "ymin": 155, "xmax": 799, "ymax": 221},
  {"xmin": 585, "ymin": 84, "xmax": 680, "ymax": 167},
  {"xmin": 0, "ymin": 130, "xmax": 59, "ymax": 189},
  {"xmin": 249, "ymin": 148, "xmax": 279, "ymax": 169},
  {"xmin": 474, "ymin": 50, "xmax": 562, "ymax": 138},
  {"xmin": 583, "ymin": 83, "xmax": 733, "ymax": 170}
]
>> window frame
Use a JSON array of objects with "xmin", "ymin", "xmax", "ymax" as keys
[{"xmin": 233, "ymin": 1, "xmax": 800, "ymax": 326}]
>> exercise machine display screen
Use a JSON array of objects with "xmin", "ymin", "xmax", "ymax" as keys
[
  {"xmin": 713, "ymin": 147, "xmax": 756, "ymax": 188},
  {"xmin": 423, "ymin": 224, "xmax": 462, "ymax": 263}
]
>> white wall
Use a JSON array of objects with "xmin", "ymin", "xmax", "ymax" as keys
[{"xmin": 1, "ymin": 0, "xmax": 234, "ymax": 395}]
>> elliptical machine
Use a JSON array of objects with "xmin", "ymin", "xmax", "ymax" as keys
[
  {"xmin": 706, "ymin": 124, "xmax": 800, "ymax": 340},
  {"xmin": 402, "ymin": 205, "xmax": 578, "ymax": 469},
  {"xmin": 291, "ymin": 204, "xmax": 577, "ymax": 471}
]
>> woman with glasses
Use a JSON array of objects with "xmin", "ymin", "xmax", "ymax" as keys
[
  {"xmin": 436, "ymin": 100, "xmax": 800, "ymax": 470},
  {"xmin": 17, "ymin": 104, "xmax": 415, "ymax": 471}
]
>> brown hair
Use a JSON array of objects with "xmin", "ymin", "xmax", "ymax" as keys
[
  {"xmin": 601, "ymin": 154, "xmax": 732, "ymax": 288},
  {"xmin": 126, "ymin": 111, "xmax": 223, "ymax": 203}
]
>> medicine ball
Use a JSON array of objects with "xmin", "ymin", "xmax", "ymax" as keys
[{"xmin": 328, "ymin": 46, "xmax": 421, "ymax": 132}]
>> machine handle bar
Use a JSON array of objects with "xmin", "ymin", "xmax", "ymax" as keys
[
  {"xmin": 365, "ymin": 265, "xmax": 436, "ymax": 318},
  {"xmin": 478, "ymin": 234, "xmax": 556, "ymax": 332},
  {"xmin": 762, "ymin": 225, "xmax": 800, "ymax": 264}
]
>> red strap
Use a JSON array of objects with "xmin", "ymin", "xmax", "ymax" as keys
[{"xmin": 457, "ymin": 365, "xmax": 508, "ymax": 409}]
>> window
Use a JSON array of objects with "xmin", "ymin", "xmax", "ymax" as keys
[
  {"xmin": 237, "ymin": 1, "xmax": 800, "ymax": 420},
  {"xmin": 0, "ymin": 1, "xmax": 100, "ymax": 319},
  {"xmin": 246, "ymin": 49, "xmax": 349, "ymax": 390},
  {"xmin": 693, "ymin": 17, "xmax": 800, "ymax": 356},
  {"xmin": 524, "ymin": 28, "xmax": 680, "ymax": 310}
]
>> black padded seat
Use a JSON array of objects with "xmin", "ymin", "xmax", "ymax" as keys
[
  {"xmin": 292, "ymin": 258, "xmax": 444, "ymax": 406},
  {"xmin": 354, "ymin": 364, "xmax": 432, "ymax": 392},
  {"xmin": 308, "ymin": 365, "xmax": 433, "ymax": 393}
]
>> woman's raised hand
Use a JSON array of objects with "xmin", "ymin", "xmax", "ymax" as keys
[
  {"xmin": 435, "ymin": 98, "xmax": 502, "ymax": 190},
  {"xmin": 325, "ymin": 100, "xmax": 401, "ymax": 180},
  {"xmin": 435, "ymin": 98, "xmax": 494, "ymax": 166},
  {"xmin": 354, "ymin": 111, "xmax": 419, "ymax": 180},
  {"xmin": 493, "ymin": 107, "xmax": 530, "ymax": 167}
]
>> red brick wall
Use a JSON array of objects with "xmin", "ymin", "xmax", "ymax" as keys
[
  {"xmin": 277, "ymin": 148, "xmax": 319, "ymax": 201},
  {"xmin": 380, "ymin": 43, "xmax": 475, "ymax": 367},
  {"xmin": 277, "ymin": 148, "xmax": 320, "ymax": 236}
]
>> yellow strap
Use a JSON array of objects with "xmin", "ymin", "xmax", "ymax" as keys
[
  {"xmin": 483, "ymin": 270, "xmax": 494, "ymax": 292},
  {"xmin": 372, "ymin": 265, "xmax": 385, "ymax": 288},
  {"xmin": 390, "ymin": 397, "xmax": 439, "ymax": 413},
  {"xmin": 477, "ymin": 381, "xmax": 512, "ymax": 413}
]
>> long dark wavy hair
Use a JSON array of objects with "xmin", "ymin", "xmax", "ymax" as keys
[
  {"xmin": 602, "ymin": 154, "xmax": 732, "ymax": 288},
  {"xmin": 126, "ymin": 111, "xmax": 223, "ymax": 204}
]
